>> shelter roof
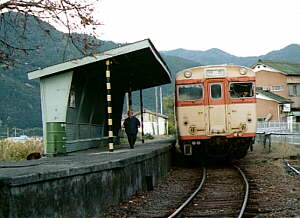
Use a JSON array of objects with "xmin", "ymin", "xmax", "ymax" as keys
[
  {"xmin": 28, "ymin": 39, "xmax": 171, "ymax": 92},
  {"xmin": 253, "ymin": 59, "xmax": 300, "ymax": 76},
  {"xmin": 256, "ymin": 88, "xmax": 293, "ymax": 104}
]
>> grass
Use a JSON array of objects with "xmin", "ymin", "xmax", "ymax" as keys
[{"xmin": 0, "ymin": 139, "xmax": 43, "ymax": 161}]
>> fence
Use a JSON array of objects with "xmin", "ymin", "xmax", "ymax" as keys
[
  {"xmin": 256, "ymin": 121, "xmax": 300, "ymax": 145},
  {"xmin": 0, "ymin": 127, "xmax": 43, "ymax": 140},
  {"xmin": 0, "ymin": 123, "xmax": 105, "ymax": 141},
  {"xmin": 65, "ymin": 123, "xmax": 105, "ymax": 141},
  {"xmin": 1, "ymin": 121, "xmax": 299, "ymax": 144}
]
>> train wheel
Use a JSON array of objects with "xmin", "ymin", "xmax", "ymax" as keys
[{"xmin": 233, "ymin": 143, "xmax": 250, "ymax": 159}]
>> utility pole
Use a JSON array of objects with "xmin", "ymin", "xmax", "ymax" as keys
[
  {"xmin": 155, "ymin": 87, "xmax": 159, "ymax": 135},
  {"xmin": 126, "ymin": 93, "xmax": 129, "ymax": 111},
  {"xmin": 160, "ymin": 87, "xmax": 163, "ymax": 114},
  {"xmin": 140, "ymin": 90, "xmax": 145, "ymax": 143}
]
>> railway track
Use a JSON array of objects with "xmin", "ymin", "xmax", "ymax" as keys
[
  {"xmin": 168, "ymin": 165, "xmax": 249, "ymax": 218},
  {"xmin": 286, "ymin": 159, "xmax": 300, "ymax": 175}
]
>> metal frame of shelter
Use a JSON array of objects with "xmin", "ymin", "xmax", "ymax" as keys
[{"xmin": 28, "ymin": 39, "xmax": 171, "ymax": 155}]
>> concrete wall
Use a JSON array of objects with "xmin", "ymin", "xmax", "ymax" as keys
[
  {"xmin": 0, "ymin": 144, "xmax": 172, "ymax": 218},
  {"xmin": 256, "ymin": 70, "xmax": 300, "ymax": 109},
  {"xmin": 286, "ymin": 76, "xmax": 300, "ymax": 108},
  {"xmin": 40, "ymin": 71, "xmax": 73, "ymax": 153},
  {"xmin": 256, "ymin": 98, "xmax": 280, "ymax": 121},
  {"xmin": 256, "ymin": 70, "xmax": 288, "ymax": 98}
]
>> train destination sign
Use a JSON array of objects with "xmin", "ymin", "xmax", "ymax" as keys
[{"xmin": 205, "ymin": 68, "xmax": 225, "ymax": 77}]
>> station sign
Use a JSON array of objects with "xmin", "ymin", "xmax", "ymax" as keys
[
  {"xmin": 205, "ymin": 68, "xmax": 225, "ymax": 78},
  {"xmin": 283, "ymin": 104, "xmax": 291, "ymax": 112}
]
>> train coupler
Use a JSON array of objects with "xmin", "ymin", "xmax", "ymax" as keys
[{"xmin": 184, "ymin": 144, "xmax": 192, "ymax": 155}]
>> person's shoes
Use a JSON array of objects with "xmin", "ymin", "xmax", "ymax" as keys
[{"xmin": 130, "ymin": 145, "xmax": 134, "ymax": 149}]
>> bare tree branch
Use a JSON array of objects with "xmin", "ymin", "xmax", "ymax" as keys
[{"xmin": 0, "ymin": 0, "xmax": 101, "ymax": 65}]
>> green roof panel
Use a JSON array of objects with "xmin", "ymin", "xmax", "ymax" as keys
[
  {"xmin": 256, "ymin": 88, "xmax": 293, "ymax": 103},
  {"xmin": 257, "ymin": 59, "xmax": 300, "ymax": 75}
]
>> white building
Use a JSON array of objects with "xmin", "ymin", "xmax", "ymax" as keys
[{"xmin": 122, "ymin": 109, "xmax": 168, "ymax": 136}]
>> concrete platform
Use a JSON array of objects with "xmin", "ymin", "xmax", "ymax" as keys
[{"xmin": 0, "ymin": 138, "xmax": 174, "ymax": 218}]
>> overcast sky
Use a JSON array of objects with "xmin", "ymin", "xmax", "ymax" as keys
[{"xmin": 96, "ymin": 0, "xmax": 300, "ymax": 57}]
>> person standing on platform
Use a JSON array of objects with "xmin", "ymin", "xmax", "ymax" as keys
[{"xmin": 123, "ymin": 111, "xmax": 140, "ymax": 149}]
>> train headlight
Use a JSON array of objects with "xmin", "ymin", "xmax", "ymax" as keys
[
  {"xmin": 188, "ymin": 125, "xmax": 197, "ymax": 135},
  {"xmin": 184, "ymin": 71, "xmax": 192, "ymax": 78},
  {"xmin": 240, "ymin": 68, "xmax": 247, "ymax": 75}
]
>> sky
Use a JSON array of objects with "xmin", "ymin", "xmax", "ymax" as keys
[{"xmin": 95, "ymin": 0, "xmax": 300, "ymax": 57}]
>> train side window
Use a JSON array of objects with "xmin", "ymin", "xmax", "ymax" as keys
[
  {"xmin": 178, "ymin": 84, "xmax": 203, "ymax": 101},
  {"xmin": 230, "ymin": 82, "xmax": 254, "ymax": 98},
  {"xmin": 210, "ymin": 84, "xmax": 222, "ymax": 99}
]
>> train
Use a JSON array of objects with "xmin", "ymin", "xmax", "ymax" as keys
[{"xmin": 175, "ymin": 65, "xmax": 256, "ymax": 160}]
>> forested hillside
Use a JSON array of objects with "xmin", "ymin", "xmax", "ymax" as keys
[{"xmin": 0, "ymin": 12, "xmax": 117, "ymax": 128}]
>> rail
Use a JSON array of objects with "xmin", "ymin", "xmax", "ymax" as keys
[
  {"xmin": 285, "ymin": 160, "xmax": 300, "ymax": 175},
  {"xmin": 167, "ymin": 167, "xmax": 206, "ymax": 218},
  {"xmin": 234, "ymin": 165, "xmax": 249, "ymax": 218},
  {"xmin": 168, "ymin": 166, "xmax": 249, "ymax": 218}
]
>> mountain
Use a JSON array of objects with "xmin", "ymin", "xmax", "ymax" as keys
[
  {"xmin": 162, "ymin": 44, "xmax": 300, "ymax": 67},
  {"xmin": 163, "ymin": 48, "xmax": 237, "ymax": 65},
  {"xmin": 259, "ymin": 44, "xmax": 300, "ymax": 62}
]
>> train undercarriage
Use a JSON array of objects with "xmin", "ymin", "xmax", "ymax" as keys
[{"xmin": 178, "ymin": 136, "xmax": 255, "ymax": 161}]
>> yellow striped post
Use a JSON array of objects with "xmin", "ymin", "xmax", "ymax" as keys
[{"xmin": 105, "ymin": 60, "xmax": 114, "ymax": 152}]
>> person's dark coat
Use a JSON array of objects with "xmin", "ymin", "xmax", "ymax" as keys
[{"xmin": 123, "ymin": 116, "xmax": 140, "ymax": 135}]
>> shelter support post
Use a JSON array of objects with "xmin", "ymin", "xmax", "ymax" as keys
[
  {"xmin": 105, "ymin": 60, "xmax": 114, "ymax": 152},
  {"xmin": 140, "ymin": 89, "xmax": 145, "ymax": 143},
  {"xmin": 128, "ymin": 89, "xmax": 132, "ymax": 112}
]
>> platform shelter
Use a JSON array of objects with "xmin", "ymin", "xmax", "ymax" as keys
[{"xmin": 28, "ymin": 39, "xmax": 171, "ymax": 155}]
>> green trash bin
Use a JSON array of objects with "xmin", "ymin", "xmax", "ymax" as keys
[{"xmin": 46, "ymin": 122, "xmax": 66, "ymax": 154}]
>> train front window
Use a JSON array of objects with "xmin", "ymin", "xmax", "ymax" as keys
[
  {"xmin": 230, "ymin": 82, "xmax": 254, "ymax": 98},
  {"xmin": 210, "ymin": 84, "xmax": 222, "ymax": 99},
  {"xmin": 178, "ymin": 84, "xmax": 203, "ymax": 101}
]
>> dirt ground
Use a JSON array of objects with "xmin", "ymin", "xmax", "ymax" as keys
[
  {"xmin": 103, "ymin": 141, "xmax": 300, "ymax": 217},
  {"xmin": 236, "ymin": 141, "xmax": 300, "ymax": 217}
]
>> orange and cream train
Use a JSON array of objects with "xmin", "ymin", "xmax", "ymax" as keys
[{"xmin": 175, "ymin": 65, "xmax": 256, "ymax": 160}]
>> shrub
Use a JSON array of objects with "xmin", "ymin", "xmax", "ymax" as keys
[
  {"xmin": 0, "ymin": 139, "xmax": 43, "ymax": 161},
  {"xmin": 144, "ymin": 133, "xmax": 154, "ymax": 140}
]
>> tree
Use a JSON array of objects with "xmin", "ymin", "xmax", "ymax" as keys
[
  {"xmin": 0, "ymin": 0, "xmax": 101, "ymax": 65},
  {"xmin": 163, "ymin": 95, "xmax": 176, "ymax": 135}
]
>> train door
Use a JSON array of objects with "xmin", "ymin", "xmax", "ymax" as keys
[{"xmin": 207, "ymin": 80, "xmax": 227, "ymax": 135}]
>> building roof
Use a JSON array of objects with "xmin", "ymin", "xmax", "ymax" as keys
[
  {"xmin": 253, "ymin": 59, "xmax": 300, "ymax": 76},
  {"xmin": 122, "ymin": 109, "xmax": 168, "ymax": 120},
  {"xmin": 28, "ymin": 39, "xmax": 171, "ymax": 92},
  {"xmin": 256, "ymin": 88, "xmax": 293, "ymax": 104},
  {"xmin": 134, "ymin": 109, "xmax": 168, "ymax": 119}
]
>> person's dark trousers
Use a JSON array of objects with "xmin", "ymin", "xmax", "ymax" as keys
[{"xmin": 127, "ymin": 133, "xmax": 137, "ymax": 149}]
